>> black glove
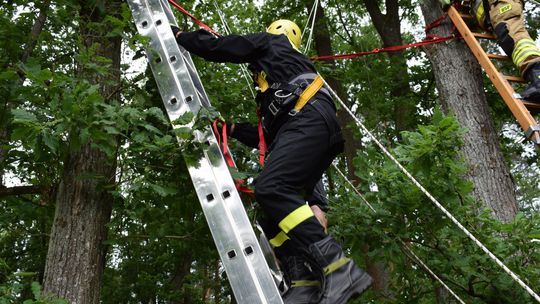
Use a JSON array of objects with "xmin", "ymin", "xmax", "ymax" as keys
[{"xmin": 171, "ymin": 25, "xmax": 182, "ymax": 41}]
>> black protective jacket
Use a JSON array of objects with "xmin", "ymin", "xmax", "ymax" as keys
[
  {"xmin": 177, "ymin": 29, "xmax": 319, "ymax": 145},
  {"xmin": 177, "ymin": 29, "xmax": 329, "ymax": 208}
]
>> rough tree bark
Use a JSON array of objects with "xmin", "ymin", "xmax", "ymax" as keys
[
  {"xmin": 42, "ymin": 1, "xmax": 121, "ymax": 303},
  {"xmin": 420, "ymin": 0, "xmax": 518, "ymax": 224}
]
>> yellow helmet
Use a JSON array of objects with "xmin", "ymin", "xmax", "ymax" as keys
[{"xmin": 267, "ymin": 19, "xmax": 302, "ymax": 50}]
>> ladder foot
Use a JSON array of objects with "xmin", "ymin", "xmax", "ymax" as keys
[{"xmin": 525, "ymin": 125, "xmax": 540, "ymax": 145}]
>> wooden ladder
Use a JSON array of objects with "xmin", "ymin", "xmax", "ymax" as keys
[{"xmin": 447, "ymin": 3, "xmax": 540, "ymax": 145}]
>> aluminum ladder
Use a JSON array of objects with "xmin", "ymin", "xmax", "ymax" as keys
[{"xmin": 126, "ymin": 0, "xmax": 284, "ymax": 302}]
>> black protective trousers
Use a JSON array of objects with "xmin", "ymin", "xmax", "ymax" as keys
[{"xmin": 255, "ymin": 96, "xmax": 344, "ymax": 257}]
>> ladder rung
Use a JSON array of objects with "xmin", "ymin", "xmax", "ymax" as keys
[
  {"xmin": 504, "ymin": 75, "xmax": 526, "ymax": 83},
  {"xmin": 487, "ymin": 53, "xmax": 510, "ymax": 61},
  {"xmin": 472, "ymin": 32, "xmax": 497, "ymax": 40},
  {"xmin": 522, "ymin": 100, "xmax": 540, "ymax": 112},
  {"xmin": 459, "ymin": 13, "xmax": 474, "ymax": 20}
]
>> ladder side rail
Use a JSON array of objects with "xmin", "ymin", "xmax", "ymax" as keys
[
  {"xmin": 447, "ymin": 6, "xmax": 540, "ymax": 144},
  {"xmin": 158, "ymin": 0, "xmax": 212, "ymax": 107},
  {"xmin": 127, "ymin": 1, "xmax": 283, "ymax": 302}
]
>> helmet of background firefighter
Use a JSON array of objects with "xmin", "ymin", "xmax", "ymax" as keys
[
  {"xmin": 471, "ymin": 0, "xmax": 491, "ymax": 30},
  {"xmin": 266, "ymin": 19, "xmax": 302, "ymax": 50}
]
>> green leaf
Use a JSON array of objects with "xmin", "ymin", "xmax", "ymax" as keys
[
  {"xmin": 172, "ymin": 112, "xmax": 194, "ymax": 126},
  {"xmin": 173, "ymin": 127, "xmax": 192, "ymax": 140},
  {"xmin": 149, "ymin": 183, "xmax": 178, "ymax": 197},
  {"xmin": 143, "ymin": 124, "xmax": 162, "ymax": 135},
  {"xmin": 11, "ymin": 108, "xmax": 37, "ymax": 122},
  {"xmin": 30, "ymin": 282, "xmax": 41, "ymax": 300},
  {"xmin": 41, "ymin": 131, "xmax": 59, "ymax": 153},
  {"xmin": 103, "ymin": 126, "xmax": 120, "ymax": 135}
]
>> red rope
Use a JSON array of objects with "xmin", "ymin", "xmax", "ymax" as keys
[
  {"xmin": 425, "ymin": 13, "xmax": 449, "ymax": 34},
  {"xmin": 256, "ymin": 110, "xmax": 267, "ymax": 167},
  {"xmin": 313, "ymin": 12, "xmax": 456, "ymax": 61},
  {"xmin": 167, "ymin": 0, "xmax": 220, "ymax": 37},
  {"xmin": 312, "ymin": 35, "xmax": 455, "ymax": 61},
  {"xmin": 212, "ymin": 120, "xmax": 254, "ymax": 195}
]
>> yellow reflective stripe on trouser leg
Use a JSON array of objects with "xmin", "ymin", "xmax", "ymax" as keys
[
  {"xmin": 292, "ymin": 75, "xmax": 325, "ymax": 113},
  {"xmin": 291, "ymin": 280, "xmax": 321, "ymax": 287},
  {"xmin": 278, "ymin": 204, "xmax": 314, "ymax": 233},
  {"xmin": 323, "ymin": 257, "xmax": 351, "ymax": 275},
  {"xmin": 269, "ymin": 231, "xmax": 289, "ymax": 248},
  {"xmin": 512, "ymin": 39, "xmax": 540, "ymax": 66}
]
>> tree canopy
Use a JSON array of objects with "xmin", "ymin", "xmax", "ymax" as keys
[{"xmin": 1, "ymin": 0, "xmax": 539, "ymax": 303}]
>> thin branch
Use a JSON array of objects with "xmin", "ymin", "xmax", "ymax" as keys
[
  {"xmin": 21, "ymin": 0, "xmax": 51, "ymax": 65},
  {"xmin": 0, "ymin": 185, "xmax": 43, "ymax": 198},
  {"xmin": 334, "ymin": 1, "xmax": 356, "ymax": 46}
]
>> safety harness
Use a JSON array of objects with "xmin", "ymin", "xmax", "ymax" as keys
[
  {"xmin": 261, "ymin": 73, "xmax": 329, "ymax": 117},
  {"xmin": 255, "ymin": 72, "xmax": 330, "ymax": 167},
  {"xmin": 213, "ymin": 72, "xmax": 329, "ymax": 195}
]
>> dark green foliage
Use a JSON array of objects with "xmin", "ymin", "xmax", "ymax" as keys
[
  {"xmin": 331, "ymin": 111, "xmax": 539, "ymax": 303},
  {"xmin": 1, "ymin": 0, "xmax": 538, "ymax": 303}
]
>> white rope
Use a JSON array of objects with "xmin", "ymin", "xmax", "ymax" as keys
[
  {"xmin": 212, "ymin": 0, "xmax": 256, "ymax": 99},
  {"xmin": 398, "ymin": 240, "xmax": 466, "ymax": 304},
  {"xmin": 323, "ymin": 76, "xmax": 540, "ymax": 303},
  {"xmin": 301, "ymin": 0, "xmax": 317, "ymax": 42},
  {"xmin": 332, "ymin": 164, "xmax": 376, "ymax": 212},
  {"xmin": 172, "ymin": 1, "xmax": 536, "ymax": 300},
  {"xmin": 332, "ymin": 164, "xmax": 466, "ymax": 303},
  {"xmin": 303, "ymin": 0, "xmax": 319, "ymax": 54}
]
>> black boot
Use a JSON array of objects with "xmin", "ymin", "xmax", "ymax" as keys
[
  {"xmin": 521, "ymin": 61, "xmax": 540, "ymax": 103},
  {"xmin": 307, "ymin": 236, "xmax": 372, "ymax": 304},
  {"xmin": 281, "ymin": 256, "xmax": 321, "ymax": 304}
]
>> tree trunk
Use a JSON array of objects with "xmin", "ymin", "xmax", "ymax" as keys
[
  {"xmin": 419, "ymin": 0, "xmax": 517, "ymax": 223},
  {"xmin": 363, "ymin": 0, "xmax": 416, "ymax": 134},
  {"xmin": 170, "ymin": 253, "xmax": 194, "ymax": 304},
  {"xmin": 42, "ymin": 1, "xmax": 121, "ymax": 303},
  {"xmin": 311, "ymin": 1, "xmax": 394, "ymax": 299},
  {"xmin": 311, "ymin": 1, "xmax": 361, "ymax": 181}
]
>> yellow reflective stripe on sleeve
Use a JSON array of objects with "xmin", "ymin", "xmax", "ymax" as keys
[
  {"xmin": 512, "ymin": 39, "xmax": 540, "ymax": 65},
  {"xmin": 292, "ymin": 74, "xmax": 325, "ymax": 113},
  {"xmin": 290, "ymin": 280, "xmax": 321, "ymax": 287},
  {"xmin": 278, "ymin": 204, "xmax": 314, "ymax": 233},
  {"xmin": 256, "ymin": 71, "xmax": 269, "ymax": 92},
  {"xmin": 323, "ymin": 257, "xmax": 351, "ymax": 275},
  {"xmin": 269, "ymin": 231, "xmax": 289, "ymax": 248},
  {"xmin": 514, "ymin": 49, "xmax": 540, "ymax": 66}
]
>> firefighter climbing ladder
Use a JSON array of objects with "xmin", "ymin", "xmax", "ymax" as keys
[
  {"xmin": 446, "ymin": 1, "xmax": 540, "ymax": 145},
  {"xmin": 126, "ymin": 0, "xmax": 283, "ymax": 303}
]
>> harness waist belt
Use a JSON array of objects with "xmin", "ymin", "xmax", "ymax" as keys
[
  {"xmin": 289, "ymin": 73, "xmax": 331, "ymax": 98},
  {"xmin": 291, "ymin": 74, "xmax": 326, "ymax": 114}
]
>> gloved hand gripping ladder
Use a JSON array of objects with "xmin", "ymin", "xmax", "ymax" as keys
[{"xmin": 126, "ymin": 0, "xmax": 284, "ymax": 303}]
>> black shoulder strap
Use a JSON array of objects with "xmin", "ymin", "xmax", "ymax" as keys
[{"xmin": 483, "ymin": 0, "xmax": 492, "ymax": 28}]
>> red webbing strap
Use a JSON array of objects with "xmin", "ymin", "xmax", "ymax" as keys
[
  {"xmin": 168, "ymin": 0, "xmax": 221, "ymax": 37},
  {"xmin": 212, "ymin": 120, "xmax": 253, "ymax": 194},
  {"xmin": 314, "ymin": 12, "xmax": 456, "ymax": 61},
  {"xmin": 312, "ymin": 35, "xmax": 455, "ymax": 61},
  {"xmin": 425, "ymin": 13, "xmax": 449, "ymax": 34},
  {"xmin": 257, "ymin": 110, "xmax": 267, "ymax": 167}
]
